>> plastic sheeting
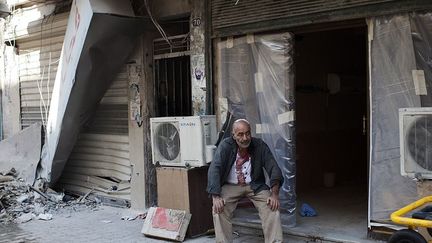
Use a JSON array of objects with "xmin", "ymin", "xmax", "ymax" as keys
[
  {"xmin": 411, "ymin": 12, "xmax": 432, "ymax": 107},
  {"xmin": 369, "ymin": 13, "xmax": 432, "ymax": 222},
  {"xmin": 215, "ymin": 33, "xmax": 296, "ymax": 226}
]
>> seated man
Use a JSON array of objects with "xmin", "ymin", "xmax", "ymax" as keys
[{"xmin": 207, "ymin": 119, "xmax": 284, "ymax": 243}]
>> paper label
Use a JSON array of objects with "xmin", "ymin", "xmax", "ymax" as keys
[
  {"xmin": 226, "ymin": 37, "xmax": 233, "ymax": 49},
  {"xmin": 256, "ymin": 123, "xmax": 270, "ymax": 134},
  {"xmin": 412, "ymin": 70, "xmax": 427, "ymax": 95},
  {"xmin": 278, "ymin": 111, "xmax": 295, "ymax": 125},
  {"xmin": 219, "ymin": 97, "xmax": 228, "ymax": 125},
  {"xmin": 255, "ymin": 72, "xmax": 263, "ymax": 93},
  {"xmin": 246, "ymin": 34, "xmax": 254, "ymax": 44}
]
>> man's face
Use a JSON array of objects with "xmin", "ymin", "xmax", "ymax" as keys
[{"xmin": 233, "ymin": 122, "xmax": 251, "ymax": 148}]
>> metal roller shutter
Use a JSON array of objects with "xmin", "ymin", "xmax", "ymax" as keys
[
  {"xmin": 59, "ymin": 66, "xmax": 131, "ymax": 203},
  {"xmin": 211, "ymin": 0, "xmax": 432, "ymax": 37},
  {"xmin": 16, "ymin": 12, "xmax": 68, "ymax": 129},
  {"xmin": 87, "ymin": 67, "xmax": 129, "ymax": 135}
]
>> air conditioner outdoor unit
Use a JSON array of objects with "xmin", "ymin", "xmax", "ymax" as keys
[
  {"xmin": 150, "ymin": 116, "xmax": 217, "ymax": 167},
  {"xmin": 400, "ymin": 107, "xmax": 432, "ymax": 179}
]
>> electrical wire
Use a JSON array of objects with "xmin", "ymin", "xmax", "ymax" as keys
[{"xmin": 143, "ymin": 0, "xmax": 173, "ymax": 48}]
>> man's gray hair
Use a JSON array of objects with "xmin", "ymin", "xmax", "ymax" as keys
[{"xmin": 232, "ymin": 119, "xmax": 251, "ymax": 133}]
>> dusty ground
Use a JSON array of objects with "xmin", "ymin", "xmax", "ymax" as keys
[{"xmin": 0, "ymin": 205, "xmax": 270, "ymax": 243}]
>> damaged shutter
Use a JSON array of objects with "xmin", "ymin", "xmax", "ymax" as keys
[
  {"xmin": 211, "ymin": 0, "xmax": 432, "ymax": 37},
  {"xmin": 58, "ymin": 66, "xmax": 131, "ymax": 203},
  {"xmin": 86, "ymin": 67, "xmax": 129, "ymax": 135},
  {"xmin": 16, "ymin": 12, "xmax": 69, "ymax": 129}
]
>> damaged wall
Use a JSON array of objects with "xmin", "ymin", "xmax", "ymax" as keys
[{"xmin": 190, "ymin": 0, "xmax": 207, "ymax": 115}]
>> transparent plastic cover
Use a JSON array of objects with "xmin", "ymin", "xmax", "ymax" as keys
[
  {"xmin": 215, "ymin": 33, "xmax": 296, "ymax": 226},
  {"xmin": 369, "ymin": 12, "xmax": 432, "ymax": 222}
]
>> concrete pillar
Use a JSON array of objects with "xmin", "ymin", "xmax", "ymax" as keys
[
  {"xmin": 128, "ymin": 35, "xmax": 157, "ymax": 210},
  {"xmin": 190, "ymin": 0, "xmax": 207, "ymax": 115},
  {"xmin": 1, "ymin": 45, "xmax": 21, "ymax": 138}
]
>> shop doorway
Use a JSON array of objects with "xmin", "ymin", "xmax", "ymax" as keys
[
  {"xmin": 153, "ymin": 17, "xmax": 192, "ymax": 117},
  {"xmin": 294, "ymin": 26, "xmax": 369, "ymax": 239}
]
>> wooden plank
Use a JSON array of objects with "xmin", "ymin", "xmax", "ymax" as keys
[{"xmin": 156, "ymin": 167, "xmax": 190, "ymax": 211}]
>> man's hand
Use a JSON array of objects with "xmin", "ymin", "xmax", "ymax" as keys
[
  {"xmin": 266, "ymin": 193, "xmax": 280, "ymax": 211},
  {"xmin": 212, "ymin": 195, "xmax": 225, "ymax": 214},
  {"xmin": 267, "ymin": 183, "xmax": 280, "ymax": 211}
]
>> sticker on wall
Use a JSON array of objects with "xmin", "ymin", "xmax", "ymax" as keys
[
  {"xmin": 219, "ymin": 97, "xmax": 228, "ymax": 125},
  {"xmin": 255, "ymin": 72, "xmax": 263, "ymax": 93},
  {"xmin": 191, "ymin": 54, "xmax": 206, "ymax": 88},
  {"xmin": 247, "ymin": 34, "xmax": 254, "ymax": 44},
  {"xmin": 256, "ymin": 123, "xmax": 270, "ymax": 134},
  {"xmin": 278, "ymin": 111, "xmax": 295, "ymax": 125},
  {"xmin": 412, "ymin": 70, "xmax": 427, "ymax": 95},
  {"xmin": 226, "ymin": 37, "xmax": 234, "ymax": 49}
]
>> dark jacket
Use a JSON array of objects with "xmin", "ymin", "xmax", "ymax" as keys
[{"xmin": 207, "ymin": 137, "xmax": 284, "ymax": 195}]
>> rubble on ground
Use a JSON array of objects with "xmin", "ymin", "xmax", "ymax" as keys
[{"xmin": 0, "ymin": 169, "xmax": 99, "ymax": 224}]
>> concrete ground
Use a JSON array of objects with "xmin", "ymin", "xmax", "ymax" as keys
[
  {"xmin": 0, "ymin": 204, "xmax": 335, "ymax": 243},
  {"xmin": 0, "ymin": 205, "xmax": 270, "ymax": 243},
  {"xmin": 0, "ymin": 184, "xmax": 385, "ymax": 243},
  {"xmin": 233, "ymin": 184, "xmax": 385, "ymax": 243}
]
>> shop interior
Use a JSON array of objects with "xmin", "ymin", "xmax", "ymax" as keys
[{"xmin": 233, "ymin": 25, "xmax": 370, "ymax": 241}]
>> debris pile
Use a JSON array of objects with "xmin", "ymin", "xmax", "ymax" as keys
[{"xmin": 0, "ymin": 169, "xmax": 98, "ymax": 224}]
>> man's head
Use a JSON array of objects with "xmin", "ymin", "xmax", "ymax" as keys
[{"xmin": 232, "ymin": 119, "xmax": 252, "ymax": 148}]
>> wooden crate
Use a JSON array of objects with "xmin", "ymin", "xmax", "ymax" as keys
[{"xmin": 156, "ymin": 166, "xmax": 213, "ymax": 237}]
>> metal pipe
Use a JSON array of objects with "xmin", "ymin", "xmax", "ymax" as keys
[{"xmin": 391, "ymin": 195, "xmax": 432, "ymax": 228}]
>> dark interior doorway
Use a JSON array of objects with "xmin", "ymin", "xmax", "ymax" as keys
[
  {"xmin": 155, "ymin": 56, "xmax": 192, "ymax": 117},
  {"xmin": 153, "ymin": 16, "xmax": 192, "ymax": 117},
  {"xmin": 294, "ymin": 26, "xmax": 368, "ymax": 237},
  {"xmin": 295, "ymin": 26, "xmax": 367, "ymax": 193}
]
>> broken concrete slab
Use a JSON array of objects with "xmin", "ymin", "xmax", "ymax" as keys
[
  {"xmin": 0, "ymin": 123, "xmax": 41, "ymax": 184},
  {"xmin": 0, "ymin": 175, "xmax": 14, "ymax": 183},
  {"xmin": 37, "ymin": 213, "xmax": 53, "ymax": 221},
  {"xmin": 16, "ymin": 213, "xmax": 34, "ymax": 223}
]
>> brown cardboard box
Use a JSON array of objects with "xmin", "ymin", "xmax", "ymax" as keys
[{"xmin": 156, "ymin": 166, "xmax": 212, "ymax": 237}]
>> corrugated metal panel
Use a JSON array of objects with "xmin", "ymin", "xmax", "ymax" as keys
[
  {"xmin": 211, "ymin": 0, "xmax": 431, "ymax": 36},
  {"xmin": 212, "ymin": 0, "xmax": 392, "ymax": 29},
  {"xmin": 87, "ymin": 67, "xmax": 129, "ymax": 135},
  {"xmin": 59, "ymin": 66, "xmax": 130, "ymax": 201},
  {"xmin": 59, "ymin": 133, "xmax": 131, "ymax": 201},
  {"xmin": 16, "ymin": 12, "xmax": 68, "ymax": 129}
]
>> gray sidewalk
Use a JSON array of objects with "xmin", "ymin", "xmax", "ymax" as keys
[{"xmin": 0, "ymin": 205, "xmax": 268, "ymax": 243}]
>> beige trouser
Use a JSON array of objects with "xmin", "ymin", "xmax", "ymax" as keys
[{"xmin": 213, "ymin": 184, "xmax": 283, "ymax": 243}]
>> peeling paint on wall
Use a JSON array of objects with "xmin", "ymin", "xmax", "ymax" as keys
[{"xmin": 190, "ymin": 0, "xmax": 206, "ymax": 116}]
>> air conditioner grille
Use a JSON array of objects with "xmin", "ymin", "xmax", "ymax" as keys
[
  {"xmin": 155, "ymin": 123, "xmax": 180, "ymax": 161},
  {"xmin": 406, "ymin": 115, "xmax": 432, "ymax": 171}
]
